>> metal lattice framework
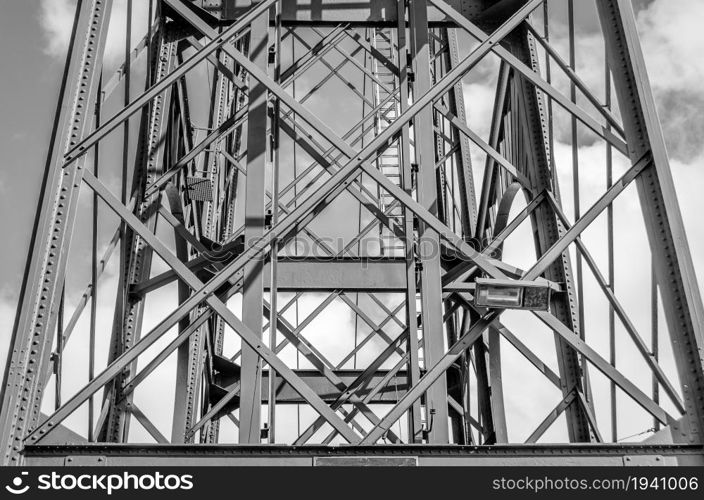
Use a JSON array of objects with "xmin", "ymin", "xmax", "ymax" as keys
[{"xmin": 2, "ymin": 0, "xmax": 704, "ymax": 466}]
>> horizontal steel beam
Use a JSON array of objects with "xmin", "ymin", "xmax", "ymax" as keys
[
  {"xmin": 134, "ymin": 258, "xmax": 410, "ymax": 293},
  {"xmin": 22, "ymin": 444, "xmax": 704, "ymax": 466},
  {"xmin": 215, "ymin": 369, "xmax": 412, "ymax": 404},
  {"xmin": 193, "ymin": 0, "xmax": 491, "ymax": 25},
  {"xmin": 268, "ymin": 258, "xmax": 408, "ymax": 291}
]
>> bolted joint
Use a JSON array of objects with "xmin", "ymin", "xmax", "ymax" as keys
[{"xmin": 415, "ymin": 259, "xmax": 424, "ymax": 273}]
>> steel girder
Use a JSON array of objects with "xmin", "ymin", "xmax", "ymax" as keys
[
  {"xmin": 0, "ymin": 0, "xmax": 114, "ymax": 465},
  {"xmin": 595, "ymin": 0, "xmax": 704, "ymax": 443},
  {"xmin": 22, "ymin": 443, "xmax": 704, "ymax": 467}
]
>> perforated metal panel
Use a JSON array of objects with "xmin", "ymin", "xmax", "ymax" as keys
[{"xmin": 186, "ymin": 177, "xmax": 213, "ymax": 202}]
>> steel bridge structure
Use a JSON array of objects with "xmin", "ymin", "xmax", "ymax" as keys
[{"xmin": 2, "ymin": 0, "xmax": 704, "ymax": 466}]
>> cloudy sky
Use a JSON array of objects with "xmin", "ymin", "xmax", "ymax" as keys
[{"xmin": 0, "ymin": 0, "xmax": 703, "ymax": 444}]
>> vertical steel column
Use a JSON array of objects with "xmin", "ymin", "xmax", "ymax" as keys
[
  {"xmin": 206, "ymin": 34, "xmax": 249, "ymax": 444},
  {"xmin": 506, "ymin": 27, "xmax": 592, "ymax": 442},
  {"xmin": 122, "ymin": 0, "xmax": 133, "ymax": 209},
  {"xmin": 268, "ymin": 2, "xmax": 283, "ymax": 443},
  {"xmin": 396, "ymin": 0, "xmax": 422, "ymax": 442},
  {"xmin": 567, "ymin": 0, "xmax": 590, "ymax": 406},
  {"xmin": 170, "ymin": 186, "xmax": 193, "ymax": 444},
  {"xmin": 409, "ymin": 0, "xmax": 450, "ymax": 443},
  {"xmin": 596, "ymin": 0, "xmax": 704, "ymax": 443},
  {"xmin": 168, "ymin": 41, "xmax": 198, "ymax": 444},
  {"xmin": 239, "ymin": 8, "xmax": 270, "ymax": 444},
  {"xmin": 173, "ymin": 49, "xmax": 232, "ymax": 443},
  {"xmin": 605, "ymin": 43, "xmax": 617, "ymax": 443},
  {"xmin": 89, "ymin": 75, "xmax": 102, "ymax": 442},
  {"xmin": 434, "ymin": 27, "xmax": 478, "ymax": 443},
  {"xmin": 488, "ymin": 326, "xmax": 508, "ymax": 442},
  {"xmin": 169, "ymin": 66, "xmax": 202, "ymax": 442},
  {"xmin": 55, "ymin": 290, "xmax": 65, "ymax": 409},
  {"xmin": 0, "ymin": 0, "xmax": 113, "ymax": 464},
  {"xmin": 111, "ymin": 0, "xmax": 133, "ymax": 435},
  {"xmin": 652, "ymin": 260, "xmax": 660, "ymax": 432}
]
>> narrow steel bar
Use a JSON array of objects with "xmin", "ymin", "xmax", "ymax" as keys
[
  {"xmin": 487, "ymin": 326, "xmax": 507, "ymax": 442},
  {"xmin": 494, "ymin": 323, "xmax": 561, "ymax": 388},
  {"xmin": 652, "ymin": 259, "xmax": 660, "ymax": 431},
  {"xmin": 102, "ymin": 24, "xmax": 154, "ymax": 99},
  {"xmin": 567, "ymin": 0, "xmax": 589, "ymax": 412},
  {"xmin": 239, "ymin": 9, "xmax": 269, "ymax": 444},
  {"xmin": 577, "ymin": 390, "xmax": 604, "ymax": 443},
  {"xmin": 89, "ymin": 75, "xmax": 102, "ymax": 442},
  {"xmin": 268, "ymin": 0, "xmax": 283, "ymax": 444},
  {"xmin": 446, "ymin": 26, "xmax": 477, "ymax": 236},
  {"xmin": 409, "ymin": 0, "xmax": 450, "ymax": 443},
  {"xmin": 125, "ymin": 403, "xmax": 168, "ymax": 444},
  {"xmin": 54, "ymin": 288, "xmax": 64, "ymax": 410},
  {"xmin": 476, "ymin": 62, "xmax": 511, "ymax": 238},
  {"xmin": 605, "ymin": 41, "xmax": 617, "ymax": 443},
  {"xmin": 121, "ymin": 0, "xmax": 132, "ymax": 208},
  {"xmin": 525, "ymin": 391, "xmax": 577, "ymax": 444},
  {"xmin": 435, "ymin": 105, "xmax": 532, "ymax": 190}
]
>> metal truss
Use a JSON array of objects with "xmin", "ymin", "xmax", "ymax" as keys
[{"xmin": 2, "ymin": 0, "xmax": 703, "ymax": 466}]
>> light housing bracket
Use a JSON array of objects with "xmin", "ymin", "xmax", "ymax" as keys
[{"xmin": 474, "ymin": 278, "xmax": 552, "ymax": 311}]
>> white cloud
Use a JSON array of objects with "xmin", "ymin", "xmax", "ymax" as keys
[
  {"xmin": 637, "ymin": 0, "xmax": 704, "ymax": 93},
  {"xmin": 463, "ymin": 82, "xmax": 497, "ymax": 141},
  {"xmin": 539, "ymin": 0, "xmax": 704, "ymax": 161},
  {"xmin": 38, "ymin": 0, "xmax": 76, "ymax": 59},
  {"xmin": 38, "ymin": 0, "xmax": 151, "ymax": 65},
  {"xmin": 538, "ymin": 0, "xmax": 704, "ymax": 97},
  {"xmin": 0, "ymin": 290, "xmax": 17, "ymax": 379}
]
